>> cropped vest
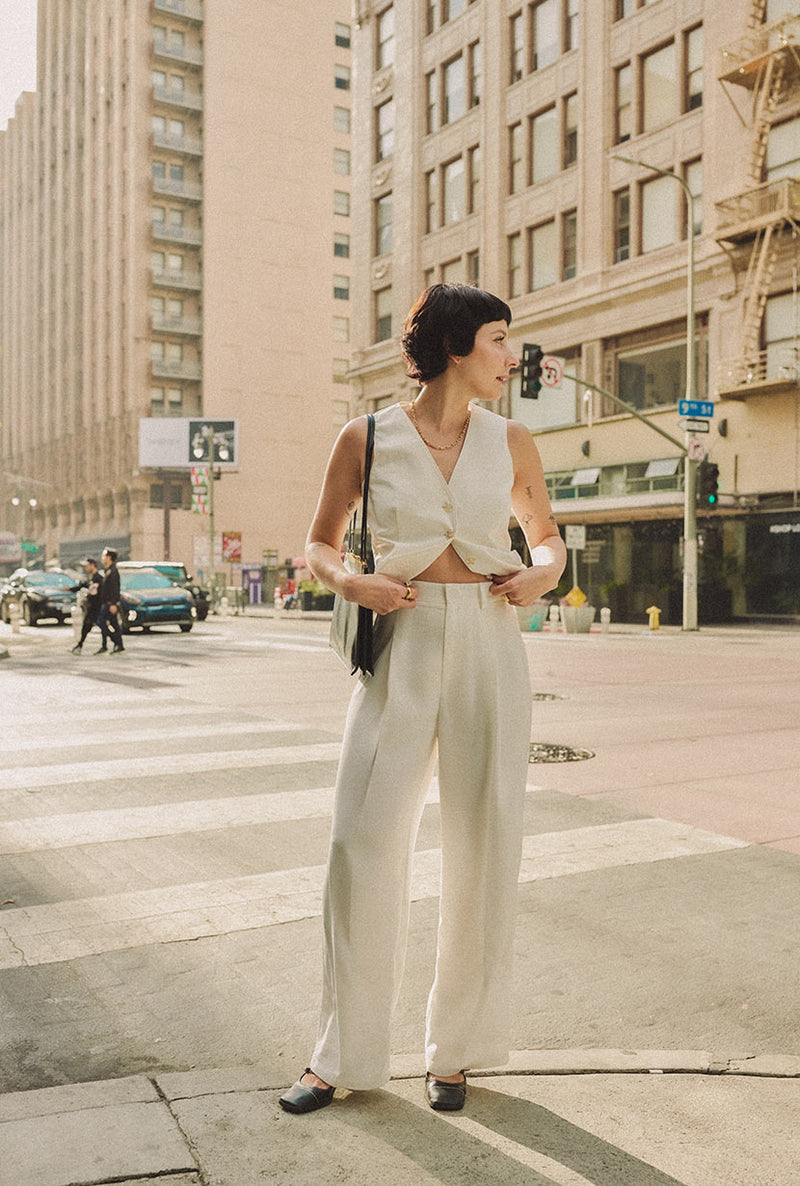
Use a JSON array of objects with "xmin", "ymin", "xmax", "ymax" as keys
[{"xmin": 368, "ymin": 402, "xmax": 525, "ymax": 582}]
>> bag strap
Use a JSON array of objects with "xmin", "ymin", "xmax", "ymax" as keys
[{"xmin": 358, "ymin": 414, "xmax": 375, "ymax": 572}]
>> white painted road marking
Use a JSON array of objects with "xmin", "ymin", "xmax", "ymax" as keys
[
  {"xmin": 0, "ymin": 742, "xmax": 343, "ymax": 790},
  {"xmin": 0, "ymin": 819, "xmax": 749, "ymax": 968},
  {"xmin": 0, "ymin": 719, "xmax": 304, "ymax": 754}
]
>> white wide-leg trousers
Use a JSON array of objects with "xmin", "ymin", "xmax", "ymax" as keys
[{"xmin": 312, "ymin": 581, "xmax": 532, "ymax": 1090}]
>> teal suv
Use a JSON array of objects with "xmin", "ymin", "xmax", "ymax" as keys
[{"xmin": 119, "ymin": 567, "xmax": 196, "ymax": 633}]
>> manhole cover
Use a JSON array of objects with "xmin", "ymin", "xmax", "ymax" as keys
[
  {"xmin": 529, "ymin": 743, "xmax": 595, "ymax": 763},
  {"xmin": 532, "ymin": 692, "xmax": 566, "ymax": 701}
]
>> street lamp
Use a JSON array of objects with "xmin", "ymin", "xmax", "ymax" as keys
[
  {"xmin": 612, "ymin": 154, "xmax": 699, "ymax": 631},
  {"xmin": 191, "ymin": 424, "xmax": 229, "ymax": 587}
]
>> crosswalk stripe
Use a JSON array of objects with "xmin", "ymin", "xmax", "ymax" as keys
[
  {"xmin": 1, "ymin": 703, "xmax": 217, "ymax": 731},
  {"xmin": 0, "ymin": 719, "xmax": 304, "ymax": 754},
  {"xmin": 0, "ymin": 819, "xmax": 749, "ymax": 969},
  {"xmin": 0, "ymin": 742, "xmax": 343, "ymax": 790}
]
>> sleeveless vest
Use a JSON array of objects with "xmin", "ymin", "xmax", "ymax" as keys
[{"xmin": 368, "ymin": 402, "xmax": 525, "ymax": 581}]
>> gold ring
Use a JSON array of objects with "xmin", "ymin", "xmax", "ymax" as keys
[
  {"xmin": 502, "ymin": 594, "xmax": 511, "ymax": 603},
  {"xmin": 403, "ymin": 584, "xmax": 415, "ymax": 601}
]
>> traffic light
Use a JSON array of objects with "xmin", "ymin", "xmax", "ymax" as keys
[
  {"xmin": 697, "ymin": 459, "xmax": 719, "ymax": 508},
  {"xmin": 521, "ymin": 343, "xmax": 544, "ymax": 399}
]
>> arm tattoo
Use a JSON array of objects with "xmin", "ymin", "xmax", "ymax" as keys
[
  {"xmin": 548, "ymin": 513, "xmax": 557, "ymax": 526},
  {"xmin": 346, "ymin": 500, "xmax": 357, "ymax": 513},
  {"xmin": 525, "ymin": 485, "xmax": 534, "ymax": 499},
  {"xmin": 522, "ymin": 514, "xmax": 533, "ymax": 526}
]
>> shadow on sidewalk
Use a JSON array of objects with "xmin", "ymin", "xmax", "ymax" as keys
[{"xmin": 334, "ymin": 1082, "xmax": 687, "ymax": 1186}]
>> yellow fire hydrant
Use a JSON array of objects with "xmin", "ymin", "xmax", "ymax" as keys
[{"xmin": 646, "ymin": 605, "xmax": 661, "ymax": 631}]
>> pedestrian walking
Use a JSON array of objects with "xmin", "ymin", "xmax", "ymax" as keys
[
  {"xmin": 94, "ymin": 547, "xmax": 125, "ymax": 654},
  {"xmin": 279, "ymin": 284, "xmax": 566, "ymax": 1115},
  {"xmin": 70, "ymin": 557, "xmax": 103, "ymax": 653}
]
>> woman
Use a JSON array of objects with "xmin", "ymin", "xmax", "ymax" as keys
[{"xmin": 279, "ymin": 284, "xmax": 566, "ymax": 1115}]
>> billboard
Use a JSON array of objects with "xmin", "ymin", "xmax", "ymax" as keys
[{"xmin": 139, "ymin": 418, "xmax": 239, "ymax": 469}]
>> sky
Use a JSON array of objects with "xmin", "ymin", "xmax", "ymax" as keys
[{"xmin": 0, "ymin": 0, "xmax": 38, "ymax": 132}]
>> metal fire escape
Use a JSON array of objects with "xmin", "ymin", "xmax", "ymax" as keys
[{"xmin": 716, "ymin": 10, "xmax": 800, "ymax": 397}]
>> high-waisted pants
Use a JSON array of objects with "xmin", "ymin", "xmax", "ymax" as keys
[{"xmin": 311, "ymin": 581, "xmax": 532, "ymax": 1089}]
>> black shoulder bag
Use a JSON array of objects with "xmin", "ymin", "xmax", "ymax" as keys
[{"xmin": 329, "ymin": 413, "xmax": 376, "ymax": 677}]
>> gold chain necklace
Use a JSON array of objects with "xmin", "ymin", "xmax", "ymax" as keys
[{"xmin": 408, "ymin": 401, "xmax": 471, "ymax": 451}]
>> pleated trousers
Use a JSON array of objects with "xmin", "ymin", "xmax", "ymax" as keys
[{"xmin": 312, "ymin": 581, "xmax": 532, "ymax": 1089}]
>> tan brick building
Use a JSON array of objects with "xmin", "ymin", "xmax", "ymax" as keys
[
  {"xmin": 348, "ymin": 0, "xmax": 800, "ymax": 622},
  {"xmin": 0, "ymin": 0, "xmax": 354, "ymax": 580}
]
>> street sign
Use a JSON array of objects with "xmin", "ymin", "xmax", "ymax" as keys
[
  {"xmin": 687, "ymin": 436, "xmax": 706, "ymax": 462},
  {"xmin": 541, "ymin": 355, "xmax": 564, "ymax": 391},
  {"xmin": 678, "ymin": 399, "xmax": 714, "ymax": 418},
  {"xmin": 564, "ymin": 524, "xmax": 586, "ymax": 550},
  {"xmin": 565, "ymin": 586, "xmax": 587, "ymax": 607},
  {"xmin": 139, "ymin": 418, "xmax": 239, "ymax": 469},
  {"xmin": 679, "ymin": 418, "xmax": 710, "ymax": 434}
]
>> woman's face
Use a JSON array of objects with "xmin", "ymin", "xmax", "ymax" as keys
[{"xmin": 457, "ymin": 320, "xmax": 519, "ymax": 401}]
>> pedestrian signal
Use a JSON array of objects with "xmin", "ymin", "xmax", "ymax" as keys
[
  {"xmin": 521, "ymin": 343, "xmax": 544, "ymax": 399},
  {"xmin": 697, "ymin": 459, "xmax": 719, "ymax": 508}
]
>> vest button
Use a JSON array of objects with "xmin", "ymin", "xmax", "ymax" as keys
[
  {"xmin": 442, "ymin": 502, "xmax": 453, "ymax": 511},
  {"xmin": 466, "ymin": 556, "xmax": 476, "ymax": 565},
  {"xmin": 444, "ymin": 529, "xmax": 454, "ymax": 539}
]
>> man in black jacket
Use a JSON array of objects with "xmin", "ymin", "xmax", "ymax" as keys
[
  {"xmin": 71, "ymin": 557, "xmax": 103, "ymax": 653},
  {"xmin": 95, "ymin": 547, "xmax": 125, "ymax": 654}
]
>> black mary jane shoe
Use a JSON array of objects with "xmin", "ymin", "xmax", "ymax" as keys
[
  {"xmin": 278, "ymin": 1069, "xmax": 335, "ymax": 1115},
  {"xmin": 425, "ymin": 1071, "xmax": 467, "ymax": 1112}
]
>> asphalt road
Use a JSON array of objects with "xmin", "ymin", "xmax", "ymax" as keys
[{"xmin": 1, "ymin": 612, "xmax": 798, "ymax": 1094}]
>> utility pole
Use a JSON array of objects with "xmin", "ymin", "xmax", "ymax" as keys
[{"xmin": 613, "ymin": 155, "xmax": 699, "ymax": 630}]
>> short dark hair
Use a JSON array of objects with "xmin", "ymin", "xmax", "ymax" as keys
[
  {"xmin": 102, "ymin": 547, "xmax": 118, "ymax": 563},
  {"xmin": 82, "ymin": 557, "xmax": 97, "ymax": 567},
  {"xmin": 400, "ymin": 284, "xmax": 513, "ymax": 384}
]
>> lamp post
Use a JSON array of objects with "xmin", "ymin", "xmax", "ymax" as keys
[
  {"xmin": 11, "ymin": 496, "xmax": 37, "ymax": 559},
  {"xmin": 192, "ymin": 424, "xmax": 230, "ymax": 590},
  {"xmin": 612, "ymin": 154, "xmax": 698, "ymax": 631}
]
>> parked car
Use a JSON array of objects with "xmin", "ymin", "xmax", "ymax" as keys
[
  {"xmin": 118, "ymin": 561, "xmax": 210, "ymax": 621},
  {"xmin": 0, "ymin": 568, "xmax": 79, "ymax": 626},
  {"xmin": 118, "ymin": 567, "xmax": 196, "ymax": 633}
]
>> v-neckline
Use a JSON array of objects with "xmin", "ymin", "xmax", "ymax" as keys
[{"xmin": 397, "ymin": 402, "xmax": 475, "ymax": 489}]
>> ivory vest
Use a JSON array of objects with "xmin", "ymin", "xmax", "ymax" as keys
[{"xmin": 368, "ymin": 402, "xmax": 525, "ymax": 581}]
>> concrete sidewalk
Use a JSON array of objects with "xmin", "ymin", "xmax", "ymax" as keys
[{"xmin": 2, "ymin": 1050, "xmax": 798, "ymax": 1186}]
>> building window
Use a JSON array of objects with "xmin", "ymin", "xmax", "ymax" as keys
[
  {"xmin": 562, "ymin": 209, "xmax": 577, "ymax": 280},
  {"xmin": 529, "ymin": 220, "xmax": 557, "ymax": 290},
  {"xmin": 641, "ymin": 175, "xmax": 676, "ymax": 253},
  {"xmin": 334, "ymin": 274, "xmax": 350, "ymax": 300},
  {"xmin": 334, "ymin": 148, "xmax": 351, "ymax": 175},
  {"xmin": 564, "ymin": 0, "xmax": 580, "ymax": 52},
  {"xmin": 335, "ymin": 22, "xmax": 351, "ymax": 49},
  {"xmin": 376, "ymin": 99, "xmax": 394, "ymax": 160},
  {"xmin": 531, "ymin": 0, "xmax": 559, "ymax": 71},
  {"xmin": 642, "ymin": 42, "xmax": 676, "ymax": 133},
  {"xmin": 426, "ymin": 70, "xmax": 438, "ymax": 134},
  {"xmin": 425, "ymin": 169, "xmax": 438, "ymax": 232},
  {"xmin": 685, "ymin": 25, "xmax": 703, "ymax": 111},
  {"xmin": 766, "ymin": 117, "xmax": 800, "ymax": 181},
  {"xmin": 684, "ymin": 158, "xmax": 703, "ymax": 237},
  {"xmin": 614, "ymin": 188, "xmax": 630, "ymax": 262},
  {"xmin": 615, "ymin": 0, "xmax": 636, "ymax": 17},
  {"xmin": 334, "ymin": 231, "xmax": 350, "ymax": 258},
  {"xmin": 441, "ymin": 257, "xmax": 464, "ymax": 284},
  {"xmin": 334, "ymin": 190, "xmax": 350, "ymax": 216},
  {"xmin": 333, "ymin": 358, "xmax": 350, "ymax": 383},
  {"xmin": 334, "ymin": 105, "xmax": 351, "ymax": 133},
  {"xmin": 151, "ymin": 385, "xmax": 166, "ymax": 413},
  {"xmin": 443, "ymin": 55, "xmax": 466, "ymax": 124},
  {"xmin": 153, "ymin": 69, "xmax": 167, "ymax": 88},
  {"xmin": 334, "ymin": 64, "xmax": 351, "ymax": 90},
  {"xmin": 443, "ymin": 156, "xmax": 465, "ymax": 224},
  {"xmin": 151, "ymin": 250, "xmax": 166, "ymax": 271},
  {"xmin": 445, "ymin": 0, "xmax": 467, "ymax": 19},
  {"xmin": 468, "ymin": 144, "xmax": 481, "ymax": 213},
  {"xmin": 510, "ymin": 12, "xmax": 524, "ymax": 82},
  {"xmin": 377, "ymin": 6, "xmax": 395, "ymax": 69},
  {"xmin": 531, "ymin": 106, "xmax": 557, "ymax": 184},
  {"xmin": 563, "ymin": 91, "xmax": 578, "ymax": 167},
  {"xmin": 509, "ymin": 121, "xmax": 524, "ymax": 193},
  {"xmin": 152, "ymin": 114, "xmax": 167, "ymax": 136},
  {"xmin": 469, "ymin": 40, "xmax": 481, "ymax": 106},
  {"xmin": 152, "ymin": 161, "xmax": 166, "ymax": 181},
  {"xmin": 333, "ymin": 315, "xmax": 350, "ymax": 342},
  {"xmin": 508, "ymin": 232, "xmax": 522, "ymax": 297},
  {"xmin": 467, "ymin": 249, "xmax": 480, "ymax": 286},
  {"xmin": 765, "ymin": 292, "xmax": 799, "ymax": 379},
  {"xmin": 615, "ymin": 63, "xmax": 632, "ymax": 143},
  {"xmin": 168, "ymin": 251, "xmax": 183, "ymax": 272},
  {"xmin": 375, "ymin": 287, "xmax": 392, "ymax": 342},
  {"xmin": 616, "ymin": 334, "xmax": 689, "ymax": 411},
  {"xmin": 426, "ymin": 0, "xmax": 440, "ymax": 35},
  {"xmin": 376, "ymin": 192, "xmax": 393, "ymax": 254}
]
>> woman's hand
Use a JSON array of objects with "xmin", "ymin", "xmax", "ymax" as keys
[
  {"xmin": 490, "ymin": 567, "xmax": 560, "ymax": 607},
  {"xmin": 343, "ymin": 573, "xmax": 416, "ymax": 616}
]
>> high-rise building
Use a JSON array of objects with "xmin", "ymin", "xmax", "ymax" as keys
[
  {"xmin": 348, "ymin": 0, "xmax": 800, "ymax": 621},
  {"xmin": 0, "ymin": 0, "xmax": 353, "ymax": 578}
]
